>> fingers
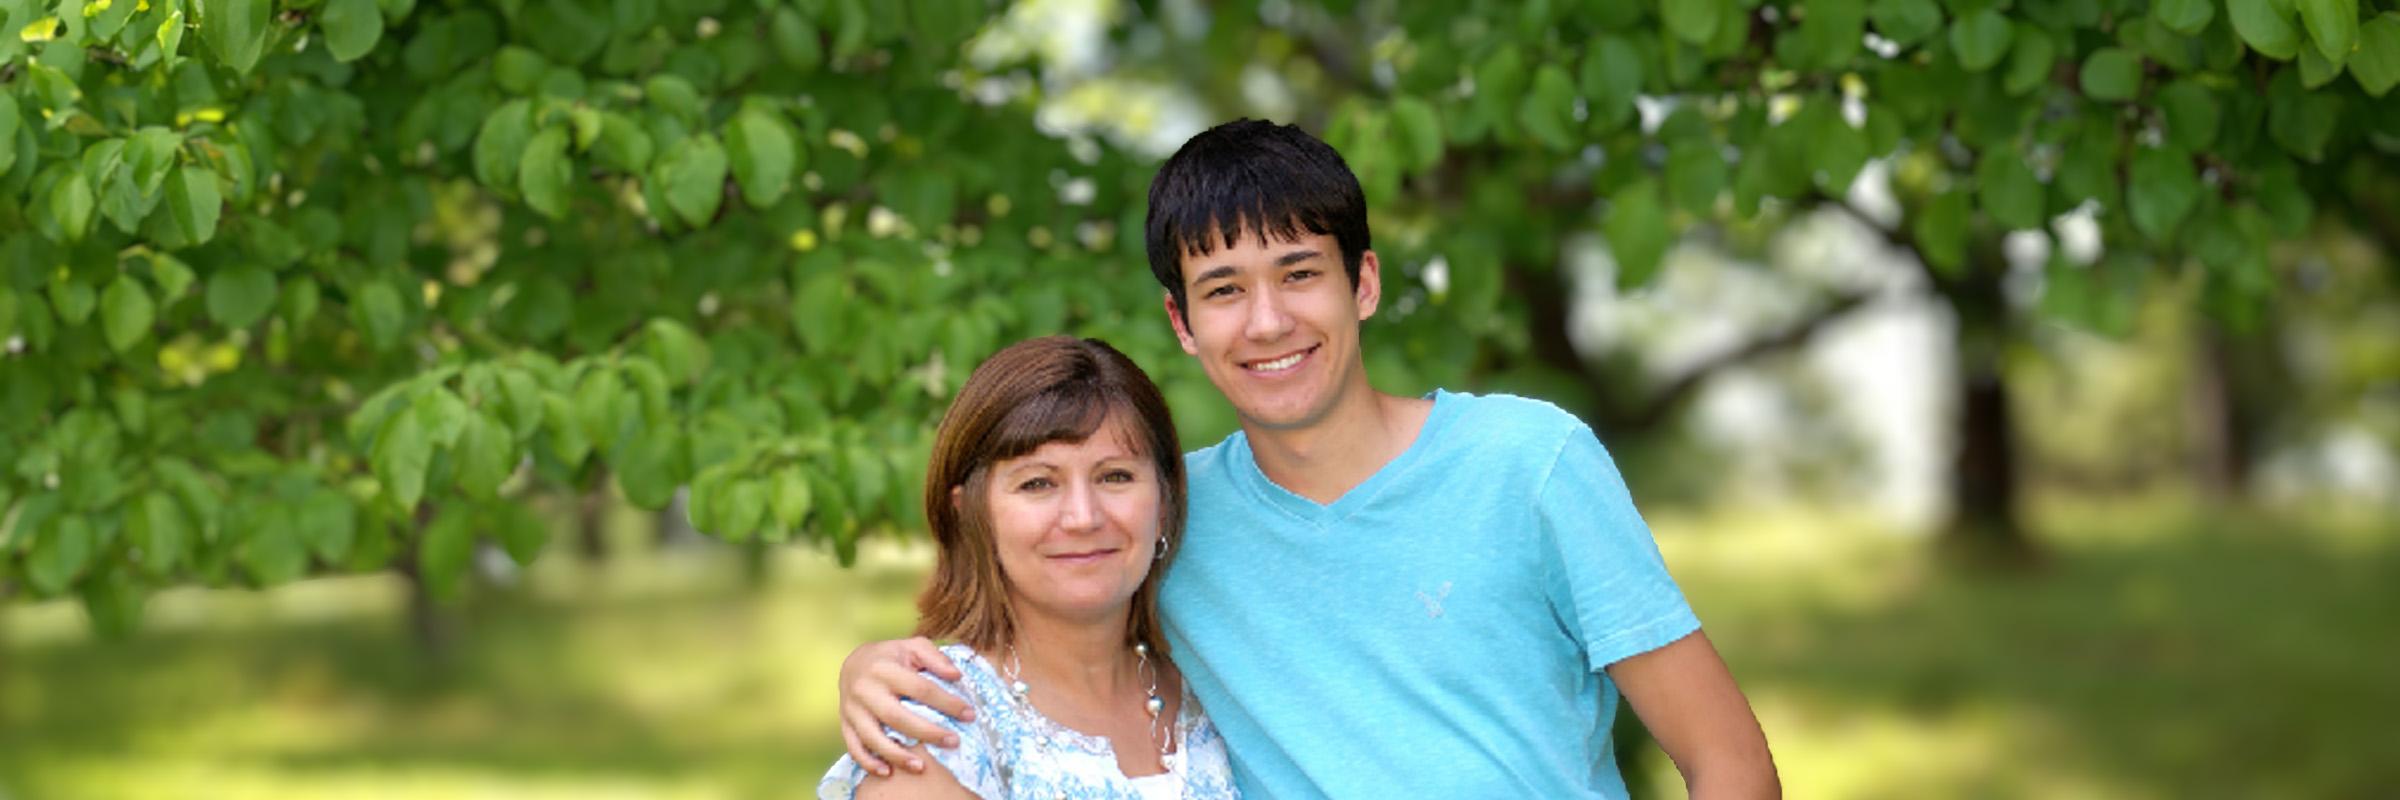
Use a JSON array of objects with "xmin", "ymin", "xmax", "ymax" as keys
[
  {"xmin": 839, "ymin": 717, "xmax": 890, "ymax": 778},
  {"xmin": 899, "ymin": 636, "xmax": 962, "ymax": 682},
  {"xmin": 843, "ymin": 701, "xmax": 924, "ymax": 775}
]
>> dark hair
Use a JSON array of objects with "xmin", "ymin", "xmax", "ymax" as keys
[
  {"xmin": 1144, "ymin": 118, "xmax": 1371, "ymax": 314},
  {"xmin": 916, "ymin": 336, "xmax": 1186, "ymax": 659}
]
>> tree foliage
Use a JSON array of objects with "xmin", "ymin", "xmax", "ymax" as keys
[{"xmin": 3, "ymin": 0, "xmax": 2396, "ymax": 631}]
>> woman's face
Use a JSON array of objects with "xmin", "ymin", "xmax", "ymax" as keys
[{"xmin": 982, "ymin": 411, "xmax": 1162, "ymax": 627}]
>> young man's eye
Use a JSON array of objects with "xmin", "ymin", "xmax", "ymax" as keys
[
  {"xmin": 1202, "ymin": 284, "xmax": 1238, "ymax": 299},
  {"xmin": 1286, "ymin": 268, "xmax": 1319, "ymax": 282}
]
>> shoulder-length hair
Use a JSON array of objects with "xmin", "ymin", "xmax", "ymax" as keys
[{"xmin": 915, "ymin": 336, "xmax": 1186, "ymax": 659}]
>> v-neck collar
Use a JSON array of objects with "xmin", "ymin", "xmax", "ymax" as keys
[{"xmin": 1230, "ymin": 390, "xmax": 1457, "ymax": 528}]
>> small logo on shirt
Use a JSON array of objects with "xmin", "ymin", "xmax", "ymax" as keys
[{"xmin": 1415, "ymin": 581, "xmax": 1453, "ymax": 618}]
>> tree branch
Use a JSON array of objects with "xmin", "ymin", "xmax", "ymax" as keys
[{"xmin": 1621, "ymin": 288, "xmax": 1876, "ymax": 430}]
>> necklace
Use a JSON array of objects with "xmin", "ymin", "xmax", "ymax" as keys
[{"xmin": 1004, "ymin": 641, "xmax": 1175, "ymax": 770}]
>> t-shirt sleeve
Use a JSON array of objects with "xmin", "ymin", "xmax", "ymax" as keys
[
  {"xmin": 815, "ymin": 674, "xmax": 1006, "ymax": 800},
  {"xmin": 1539, "ymin": 424, "xmax": 1702, "ymax": 671}
]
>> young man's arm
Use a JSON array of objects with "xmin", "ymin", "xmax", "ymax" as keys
[
  {"xmin": 838, "ymin": 637, "xmax": 975, "ymax": 775},
  {"xmin": 1609, "ymin": 630, "xmax": 1781, "ymax": 799}
]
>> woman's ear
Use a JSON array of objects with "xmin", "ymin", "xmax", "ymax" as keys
[{"xmin": 949, "ymin": 485, "xmax": 963, "ymax": 509}]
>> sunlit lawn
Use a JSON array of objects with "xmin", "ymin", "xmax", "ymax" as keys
[{"xmin": 4, "ymin": 500, "xmax": 2394, "ymax": 799}]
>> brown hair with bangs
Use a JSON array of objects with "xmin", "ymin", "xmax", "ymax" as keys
[{"xmin": 915, "ymin": 336, "xmax": 1186, "ymax": 659}]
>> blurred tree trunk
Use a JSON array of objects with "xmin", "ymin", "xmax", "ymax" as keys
[
  {"xmin": 2190, "ymin": 319, "xmax": 2287, "ymax": 501},
  {"xmin": 1940, "ymin": 245, "xmax": 2036, "ymax": 564},
  {"xmin": 399, "ymin": 506, "xmax": 454, "ymax": 660},
  {"xmin": 577, "ymin": 486, "xmax": 609, "ymax": 561}
]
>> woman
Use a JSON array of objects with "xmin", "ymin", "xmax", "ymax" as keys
[{"xmin": 819, "ymin": 336, "xmax": 1239, "ymax": 799}]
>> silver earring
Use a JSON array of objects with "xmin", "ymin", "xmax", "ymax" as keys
[{"xmin": 1154, "ymin": 536, "xmax": 1169, "ymax": 561}]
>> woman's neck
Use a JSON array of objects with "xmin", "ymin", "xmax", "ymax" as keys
[{"xmin": 1008, "ymin": 607, "xmax": 1141, "ymax": 699}]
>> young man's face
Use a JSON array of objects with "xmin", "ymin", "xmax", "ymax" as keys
[{"xmin": 1165, "ymin": 229, "xmax": 1380, "ymax": 432}]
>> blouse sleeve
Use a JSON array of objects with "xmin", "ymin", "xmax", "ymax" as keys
[{"xmin": 815, "ymin": 673, "xmax": 1008, "ymax": 800}]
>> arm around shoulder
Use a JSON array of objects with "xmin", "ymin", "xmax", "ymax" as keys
[{"xmin": 853, "ymin": 744, "xmax": 985, "ymax": 800}]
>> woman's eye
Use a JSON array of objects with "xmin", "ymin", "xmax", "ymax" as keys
[
  {"xmin": 1100, "ymin": 469, "xmax": 1137, "ymax": 484},
  {"xmin": 1016, "ymin": 477, "xmax": 1054, "ymax": 492}
]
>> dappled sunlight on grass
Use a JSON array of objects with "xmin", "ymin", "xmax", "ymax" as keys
[{"xmin": 5, "ymin": 503, "xmax": 2392, "ymax": 798}]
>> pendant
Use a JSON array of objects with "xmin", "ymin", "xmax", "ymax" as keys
[{"xmin": 1145, "ymin": 693, "xmax": 1164, "ymax": 718}]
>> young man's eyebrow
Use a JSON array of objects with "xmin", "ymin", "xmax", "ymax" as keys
[
  {"xmin": 1273, "ymin": 248, "xmax": 1322, "ymax": 267},
  {"xmin": 1189, "ymin": 265, "xmax": 1237, "ymax": 284}
]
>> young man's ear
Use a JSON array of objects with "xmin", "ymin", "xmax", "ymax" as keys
[
  {"xmin": 1165, "ymin": 292, "xmax": 1199, "ymax": 355},
  {"xmin": 1353, "ymin": 249, "xmax": 1384, "ymax": 322}
]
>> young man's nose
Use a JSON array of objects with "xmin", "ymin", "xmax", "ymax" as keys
[{"xmin": 1243, "ymin": 287, "xmax": 1296, "ymax": 341}]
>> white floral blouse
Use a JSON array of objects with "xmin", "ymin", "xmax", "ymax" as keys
[{"xmin": 819, "ymin": 644, "xmax": 1239, "ymax": 800}]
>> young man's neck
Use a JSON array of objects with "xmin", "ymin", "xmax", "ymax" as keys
[{"xmin": 1243, "ymin": 382, "xmax": 1434, "ymax": 505}]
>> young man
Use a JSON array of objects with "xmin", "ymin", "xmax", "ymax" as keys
[{"xmin": 838, "ymin": 119, "xmax": 1778, "ymax": 798}]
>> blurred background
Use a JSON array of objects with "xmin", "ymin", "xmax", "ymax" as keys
[{"xmin": 4, "ymin": 0, "xmax": 2398, "ymax": 797}]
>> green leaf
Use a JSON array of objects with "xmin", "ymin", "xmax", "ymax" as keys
[
  {"xmin": 645, "ymin": 75, "xmax": 704, "ymax": 123},
  {"xmin": 2268, "ymin": 68, "xmax": 2340, "ymax": 160},
  {"xmin": 726, "ymin": 107, "xmax": 799, "ymax": 208},
  {"xmin": 1951, "ymin": 9, "xmax": 2014, "ymax": 72},
  {"xmin": 130, "ymin": 492, "xmax": 189, "ymax": 577},
  {"xmin": 280, "ymin": 275, "xmax": 321, "ymax": 327},
  {"xmin": 594, "ymin": 111, "xmax": 655, "ymax": 173},
  {"xmin": 2298, "ymin": 40, "xmax": 2346, "ymax": 87},
  {"xmin": 1661, "ymin": 0, "xmax": 1724, "ymax": 45},
  {"xmin": 2154, "ymin": 0, "xmax": 2217, "ymax": 35},
  {"xmin": 642, "ymin": 318, "xmax": 710, "ymax": 385},
  {"xmin": 1976, "ymin": 153, "xmax": 2045, "ymax": 231},
  {"xmin": 1870, "ymin": 0, "xmax": 1943, "ymax": 46},
  {"xmin": 375, "ymin": 409, "xmax": 432, "ymax": 509},
  {"xmin": 0, "ymin": 95, "xmax": 18, "ymax": 174},
  {"xmin": 127, "ymin": 127, "xmax": 181, "ymax": 196},
  {"xmin": 542, "ymin": 392, "xmax": 593, "ymax": 465},
  {"xmin": 489, "ymin": 500, "xmax": 547, "ymax": 567},
  {"xmin": 49, "ymin": 169, "xmax": 96, "ymax": 242},
  {"xmin": 241, "ymin": 511, "xmax": 309, "ymax": 585},
  {"xmin": 721, "ymin": 478, "xmax": 768, "ymax": 541},
  {"xmin": 2127, "ymin": 146, "xmax": 2200, "ymax": 242},
  {"xmin": 1803, "ymin": 104, "xmax": 1866, "ymax": 194},
  {"xmin": 656, "ymin": 133, "xmax": 728, "ymax": 227},
  {"xmin": 1604, "ymin": 179, "xmax": 1670, "ymax": 288},
  {"xmin": 47, "ymin": 274, "xmax": 95, "ymax": 327},
  {"xmin": 496, "ymin": 368, "xmax": 546, "ymax": 437},
  {"xmin": 100, "ymin": 276, "xmax": 155, "ymax": 353},
  {"xmin": 2003, "ymin": 28, "xmax": 2057, "ymax": 96},
  {"xmin": 1913, "ymin": 189, "xmax": 1970, "ymax": 276},
  {"xmin": 2354, "ymin": 13, "xmax": 2400, "ymax": 97},
  {"xmin": 320, "ymin": 0, "xmax": 386, "ymax": 62},
  {"xmin": 2080, "ymin": 48, "xmax": 2145, "ymax": 101},
  {"xmin": 157, "ymin": 9, "xmax": 186, "ymax": 59},
  {"xmin": 2230, "ymin": 0, "xmax": 2304, "ymax": 60},
  {"xmin": 200, "ymin": 0, "xmax": 271, "ymax": 74},
  {"xmin": 1516, "ymin": 64, "xmax": 1579, "ymax": 152},
  {"xmin": 473, "ymin": 100, "xmax": 536, "ymax": 194},
  {"xmin": 165, "ymin": 166, "xmax": 222, "ymax": 245},
  {"xmin": 1665, "ymin": 139, "xmax": 1725, "ymax": 216},
  {"xmin": 769, "ymin": 7, "xmax": 823, "ymax": 71},
  {"xmin": 1579, "ymin": 38, "xmax": 1643, "ymax": 132},
  {"xmin": 455, "ymin": 411, "xmax": 516, "ymax": 500},
  {"xmin": 769, "ymin": 466, "xmax": 813, "ymax": 530},
  {"xmin": 354, "ymin": 280, "xmax": 406, "ymax": 349},
  {"xmin": 2156, "ymin": 80, "xmax": 2223, "ymax": 150},
  {"xmin": 417, "ymin": 507, "xmax": 474, "ymax": 601},
  {"xmin": 1390, "ymin": 97, "xmax": 1445, "ymax": 173},
  {"xmin": 519, "ymin": 126, "xmax": 575, "ymax": 219},
  {"xmin": 298, "ymin": 489, "xmax": 357, "ymax": 563},
  {"xmin": 2297, "ymin": 0, "xmax": 2358, "ymax": 63},
  {"xmin": 494, "ymin": 46, "xmax": 550, "ymax": 94},
  {"xmin": 206, "ymin": 266, "xmax": 277, "ymax": 330},
  {"xmin": 28, "ymin": 516, "xmax": 93, "ymax": 594}
]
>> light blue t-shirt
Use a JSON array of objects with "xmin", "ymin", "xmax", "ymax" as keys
[{"xmin": 1158, "ymin": 390, "xmax": 1701, "ymax": 798}]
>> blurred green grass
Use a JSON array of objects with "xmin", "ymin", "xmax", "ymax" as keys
[{"xmin": 4, "ymin": 501, "xmax": 2394, "ymax": 799}]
